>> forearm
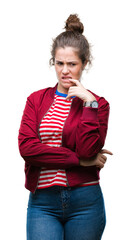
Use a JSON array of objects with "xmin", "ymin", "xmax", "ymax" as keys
[
  {"xmin": 19, "ymin": 137, "xmax": 79, "ymax": 168},
  {"xmin": 18, "ymin": 94, "xmax": 79, "ymax": 169},
  {"xmin": 79, "ymin": 156, "xmax": 97, "ymax": 167},
  {"xmin": 76, "ymin": 100, "xmax": 110, "ymax": 158}
]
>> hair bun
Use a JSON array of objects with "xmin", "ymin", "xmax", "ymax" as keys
[{"xmin": 64, "ymin": 14, "xmax": 84, "ymax": 34}]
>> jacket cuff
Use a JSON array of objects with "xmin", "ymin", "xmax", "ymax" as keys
[
  {"xmin": 82, "ymin": 107, "xmax": 98, "ymax": 121},
  {"xmin": 67, "ymin": 151, "xmax": 79, "ymax": 167}
]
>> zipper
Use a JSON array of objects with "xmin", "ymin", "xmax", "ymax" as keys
[
  {"xmin": 61, "ymin": 98, "xmax": 74, "ymax": 187},
  {"xmin": 33, "ymin": 170, "xmax": 41, "ymax": 194},
  {"xmin": 34, "ymin": 96, "xmax": 73, "ymax": 192},
  {"xmin": 37, "ymin": 99, "xmax": 55, "ymax": 141}
]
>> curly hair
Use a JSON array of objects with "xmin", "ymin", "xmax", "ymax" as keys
[{"xmin": 50, "ymin": 14, "xmax": 92, "ymax": 67}]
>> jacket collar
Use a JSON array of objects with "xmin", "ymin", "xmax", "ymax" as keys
[{"xmin": 50, "ymin": 83, "xmax": 58, "ymax": 98}]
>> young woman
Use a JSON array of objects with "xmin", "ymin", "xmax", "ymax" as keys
[{"xmin": 18, "ymin": 14, "xmax": 112, "ymax": 240}]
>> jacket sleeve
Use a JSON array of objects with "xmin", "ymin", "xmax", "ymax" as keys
[
  {"xmin": 18, "ymin": 95, "xmax": 79, "ymax": 168},
  {"xmin": 75, "ymin": 97, "xmax": 110, "ymax": 158}
]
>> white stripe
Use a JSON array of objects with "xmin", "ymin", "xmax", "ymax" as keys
[
  {"xmin": 54, "ymin": 103, "xmax": 71, "ymax": 109},
  {"xmin": 41, "ymin": 141, "xmax": 61, "ymax": 146},
  {"xmin": 39, "ymin": 127, "xmax": 62, "ymax": 131},
  {"xmin": 40, "ymin": 132, "xmax": 61, "ymax": 136},
  {"xmin": 40, "ymin": 121, "xmax": 64, "ymax": 126},
  {"xmin": 49, "ymin": 144, "xmax": 61, "ymax": 147},
  {"xmin": 39, "ymin": 174, "xmax": 56, "ymax": 179},
  {"xmin": 40, "ymin": 135, "xmax": 62, "ymax": 140},
  {"xmin": 39, "ymin": 174, "xmax": 66, "ymax": 179},
  {"xmin": 55, "ymin": 96, "xmax": 70, "ymax": 101},
  {"xmin": 44, "ymin": 143, "xmax": 61, "ymax": 147},
  {"xmin": 38, "ymin": 180, "xmax": 67, "ymax": 185},
  {"xmin": 51, "ymin": 108, "xmax": 69, "ymax": 114},
  {"xmin": 38, "ymin": 176, "xmax": 67, "ymax": 183},
  {"xmin": 56, "ymin": 97, "xmax": 72, "ymax": 103},
  {"xmin": 41, "ymin": 119, "xmax": 66, "ymax": 125},
  {"xmin": 40, "ymin": 171, "xmax": 66, "ymax": 176},
  {"xmin": 43, "ymin": 114, "xmax": 67, "ymax": 121},
  {"xmin": 81, "ymin": 180, "xmax": 99, "ymax": 185},
  {"xmin": 40, "ymin": 141, "xmax": 60, "ymax": 146},
  {"xmin": 40, "ymin": 115, "xmax": 67, "ymax": 123},
  {"xmin": 45, "ymin": 106, "xmax": 69, "ymax": 113},
  {"xmin": 40, "ymin": 169, "xmax": 66, "ymax": 174},
  {"xmin": 41, "ymin": 139, "xmax": 61, "ymax": 144},
  {"xmin": 40, "ymin": 123, "xmax": 63, "ymax": 128},
  {"xmin": 55, "ymin": 102, "xmax": 71, "ymax": 107},
  {"xmin": 48, "ymin": 105, "xmax": 70, "ymax": 113},
  {"xmin": 37, "ymin": 181, "xmax": 67, "ymax": 188}
]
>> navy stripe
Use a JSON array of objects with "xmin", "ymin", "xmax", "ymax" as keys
[
  {"xmin": 55, "ymin": 90, "xmax": 67, "ymax": 97},
  {"xmin": 55, "ymin": 89, "xmax": 75, "ymax": 98}
]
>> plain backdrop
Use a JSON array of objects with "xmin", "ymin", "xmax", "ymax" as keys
[{"xmin": 0, "ymin": 0, "xmax": 131, "ymax": 239}]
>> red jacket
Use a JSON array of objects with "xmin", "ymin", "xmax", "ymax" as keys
[{"xmin": 18, "ymin": 84, "xmax": 110, "ymax": 193}]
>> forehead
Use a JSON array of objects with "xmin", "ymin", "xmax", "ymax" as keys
[{"xmin": 55, "ymin": 47, "xmax": 80, "ymax": 61}]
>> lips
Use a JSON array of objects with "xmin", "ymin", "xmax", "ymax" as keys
[
  {"xmin": 62, "ymin": 76, "xmax": 72, "ymax": 79},
  {"xmin": 61, "ymin": 76, "xmax": 72, "ymax": 82}
]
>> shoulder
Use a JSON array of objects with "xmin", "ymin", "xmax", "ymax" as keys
[
  {"xmin": 27, "ymin": 85, "xmax": 57, "ymax": 104},
  {"xmin": 24, "ymin": 85, "xmax": 57, "ymax": 111},
  {"xmin": 28, "ymin": 87, "xmax": 51, "ymax": 99}
]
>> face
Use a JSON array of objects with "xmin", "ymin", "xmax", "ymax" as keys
[{"xmin": 54, "ymin": 47, "xmax": 86, "ymax": 94}]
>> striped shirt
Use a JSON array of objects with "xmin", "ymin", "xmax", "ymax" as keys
[{"xmin": 37, "ymin": 90, "xmax": 99, "ymax": 189}]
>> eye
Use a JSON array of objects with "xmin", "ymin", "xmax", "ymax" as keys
[
  {"xmin": 56, "ymin": 61, "xmax": 63, "ymax": 66},
  {"xmin": 69, "ymin": 63, "xmax": 76, "ymax": 66}
]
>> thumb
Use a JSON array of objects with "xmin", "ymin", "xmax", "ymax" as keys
[
  {"xmin": 100, "ymin": 149, "xmax": 113, "ymax": 155},
  {"xmin": 65, "ymin": 95, "xmax": 71, "ymax": 101}
]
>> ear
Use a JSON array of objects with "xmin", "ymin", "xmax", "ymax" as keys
[{"xmin": 82, "ymin": 60, "xmax": 88, "ymax": 70}]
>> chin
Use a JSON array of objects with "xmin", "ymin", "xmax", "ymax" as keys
[
  {"xmin": 63, "ymin": 83, "xmax": 72, "ymax": 89},
  {"xmin": 58, "ymin": 81, "xmax": 73, "ymax": 93}
]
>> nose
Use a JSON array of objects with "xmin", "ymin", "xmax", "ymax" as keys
[{"xmin": 62, "ymin": 64, "xmax": 69, "ymax": 74}]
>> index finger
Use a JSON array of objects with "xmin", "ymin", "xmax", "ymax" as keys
[
  {"xmin": 68, "ymin": 79, "xmax": 80, "ymax": 86},
  {"xmin": 100, "ymin": 149, "xmax": 113, "ymax": 155}
]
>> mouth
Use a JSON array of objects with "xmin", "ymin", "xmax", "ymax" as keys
[{"xmin": 61, "ymin": 76, "xmax": 72, "ymax": 81}]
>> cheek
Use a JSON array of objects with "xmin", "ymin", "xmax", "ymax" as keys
[
  {"xmin": 55, "ymin": 67, "xmax": 60, "ymax": 76},
  {"xmin": 74, "ymin": 68, "xmax": 83, "ymax": 77}
]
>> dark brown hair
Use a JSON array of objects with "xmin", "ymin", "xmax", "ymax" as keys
[{"xmin": 50, "ymin": 14, "xmax": 92, "ymax": 66}]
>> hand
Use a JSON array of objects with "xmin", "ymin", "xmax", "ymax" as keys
[
  {"xmin": 65, "ymin": 79, "xmax": 96, "ymax": 102},
  {"xmin": 79, "ymin": 149, "xmax": 113, "ymax": 169}
]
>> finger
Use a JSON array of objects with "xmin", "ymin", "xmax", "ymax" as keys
[
  {"xmin": 65, "ymin": 93, "xmax": 74, "ymax": 100},
  {"xmin": 65, "ymin": 95, "xmax": 71, "ymax": 100},
  {"xmin": 68, "ymin": 79, "xmax": 80, "ymax": 86},
  {"xmin": 65, "ymin": 88, "xmax": 77, "ymax": 100},
  {"xmin": 99, "ymin": 158, "xmax": 106, "ymax": 167},
  {"xmin": 68, "ymin": 86, "xmax": 78, "ymax": 91},
  {"xmin": 100, "ymin": 155, "xmax": 107, "ymax": 164},
  {"xmin": 96, "ymin": 162, "xmax": 104, "ymax": 169},
  {"xmin": 100, "ymin": 155, "xmax": 107, "ymax": 162},
  {"xmin": 65, "ymin": 96, "xmax": 71, "ymax": 101},
  {"xmin": 100, "ymin": 149, "xmax": 113, "ymax": 155},
  {"xmin": 97, "ymin": 153, "xmax": 107, "ymax": 162}
]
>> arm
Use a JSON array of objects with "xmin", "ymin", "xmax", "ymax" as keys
[
  {"xmin": 66, "ymin": 79, "xmax": 110, "ymax": 158},
  {"xmin": 75, "ymin": 98, "xmax": 110, "ymax": 158},
  {"xmin": 18, "ymin": 95, "xmax": 79, "ymax": 168}
]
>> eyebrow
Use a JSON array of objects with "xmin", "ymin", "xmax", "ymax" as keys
[{"xmin": 55, "ymin": 59, "xmax": 78, "ymax": 63}]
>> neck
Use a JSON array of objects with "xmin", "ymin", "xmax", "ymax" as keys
[{"xmin": 57, "ymin": 85, "xmax": 69, "ymax": 95}]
